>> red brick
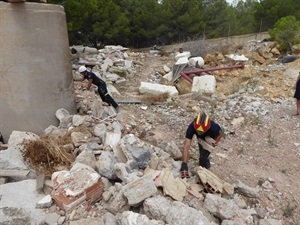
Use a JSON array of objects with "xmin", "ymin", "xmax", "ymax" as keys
[{"xmin": 51, "ymin": 176, "xmax": 103, "ymax": 212}]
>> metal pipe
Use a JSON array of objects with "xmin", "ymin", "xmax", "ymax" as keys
[
  {"xmin": 180, "ymin": 72, "xmax": 193, "ymax": 83},
  {"xmin": 179, "ymin": 64, "xmax": 244, "ymax": 84},
  {"xmin": 183, "ymin": 64, "xmax": 244, "ymax": 75}
]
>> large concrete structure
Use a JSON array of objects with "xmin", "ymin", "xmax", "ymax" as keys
[{"xmin": 0, "ymin": 2, "xmax": 76, "ymax": 142}]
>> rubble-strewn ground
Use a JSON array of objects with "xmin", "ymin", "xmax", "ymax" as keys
[
  {"xmin": 12, "ymin": 39, "xmax": 300, "ymax": 224},
  {"xmin": 110, "ymin": 42, "xmax": 300, "ymax": 224}
]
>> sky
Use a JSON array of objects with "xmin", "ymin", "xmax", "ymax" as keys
[{"xmin": 226, "ymin": 0, "xmax": 244, "ymax": 5}]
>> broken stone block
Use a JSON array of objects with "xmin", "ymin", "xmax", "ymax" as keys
[
  {"xmin": 164, "ymin": 141, "xmax": 182, "ymax": 160},
  {"xmin": 36, "ymin": 195, "xmax": 53, "ymax": 209},
  {"xmin": 144, "ymin": 196, "xmax": 210, "ymax": 224},
  {"xmin": 72, "ymin": 115, "xmax": 87, "ymax": 127},
  {"xmin": 203, "ymin": 193, "xmax": 241, "ymax": 220},
  {"xmin": 70, "ymin": 131, "xmax": 93, "ymax": 147},
  {"xmin": 93, "ymin": 123, "xmax": 107, "ymax": 142},
  {"xmin": 144, "ymin": 167, "xmax": 161, "ymax": 180},
  {"xmin": 160, "ymin": 169, "xmax": 186, "ymax": 202},
  {"xmin": 119, "ymin": 134, "xmax": 153, "ymax": 169},
  {"xmin": 108, "ymin": 189, "xmax": 129, "ymax": 214},
  {"xmin": 74, "ymin": 150, "xmax": 97, "ymax": 170},
  {"xmin": 114, "ymin": 162, "xmax": 140, "ymax": 184},
  {"xmin": 195, "ymin": 166, "xmax": 234, "ymax": 195},
  {"xmin": 123, "ymin": 174, "xmax": 157, "ymax": 206},
  {"xmin": 234, "ymin": 180, "xmax": 260, "ymax": 198},
  {"xmin": 139, "ymin": 82, "xmax": 178, "ymax": 96},
  {"xmin": 105, "ymin": 131, "xmax": 121, "ymax": 149},
  {"xmin": 103, "ymin": 212, "xmax": 117, "ymax": 225},
  {"xmin": 175, "ymin": 51, "xmax": 191, "ymax": 61},
  {"xmin": 96, "ymin": 151, "xmax": 118, "ymax": 180},
  {"xmin": 191, "ymin": 75, "xmax": 216, "ymax": 94}
]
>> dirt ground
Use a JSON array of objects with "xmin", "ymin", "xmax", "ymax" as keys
[{"xmin": 113, "ymin": 45, "xmax": 300, "ymax": 224}]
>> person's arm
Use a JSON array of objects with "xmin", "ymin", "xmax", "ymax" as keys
[
  {"xmin": 212, "ymin": 133, "xmax": 222, "ymax": 147},
  {"xmin": 182, "ymin": 138, "xmax": 192, "ymax": 163},
  {"xmin": 87, "ymin": 79, "xmax": 93, "ymax": 90}
]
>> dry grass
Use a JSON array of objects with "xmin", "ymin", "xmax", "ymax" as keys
[
  {"xmin": 140, "ymin": 92, "xmax": 169, "ymax": 103},
  {"xmin": 22, "ymin": 133, "xmax": 76, "ymax": 176},
  {"xmin": 181, "ymin": 39, "xmax": 235, "ymax": 57}
]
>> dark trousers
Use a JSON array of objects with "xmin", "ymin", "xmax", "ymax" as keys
[
  {"xmin": 198, "ymin": 143, "xmax": 211, "ymax": 169},
  {"xmin": 97, "ymin": 86, "xmax": 119, "ymax": 109}
]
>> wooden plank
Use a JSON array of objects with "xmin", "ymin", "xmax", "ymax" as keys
[{"xmin": 0, "ymin": 170, "xmax": 30, "ymax": 177}]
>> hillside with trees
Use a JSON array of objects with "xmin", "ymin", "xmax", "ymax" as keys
[{"xmin": 47, "ymin": 0, "xmax": 300, "ymax": 49}]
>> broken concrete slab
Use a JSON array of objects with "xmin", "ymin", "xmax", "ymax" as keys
[
  {"xmin": 191, "ymin": 75, "xmax": 216, "ymax": 94},
  {"xmin": 160, "ymin": 168, "xmax": 186, "ymax": 201},
  {"xmin": 175, "ymin": 51, "xmax": 191, "ymax": 61},
  {"xmin": 0, "ymin": 179, "xmax": 52, "ymax": 224},
  {"xmin": 195, "ymin": 166, "xmax": 234, "ymax": 195},
  {"xmin": 234, "ymin": 180, "xmax": 260, "ymax": 198},
  {"xmin": 143, "ymin": 196, "xmax": 210, "ymax": 224},
  {"xmin": 123, "ymin": 174, "xmax": 157, "ymax": 206},
  {"xmin": 175, "ymin": 56, "xmax": 189, "ymax": 65},
  {"xmin": 96, "ymin": 151, "xmax": 119, "ymax": 180},
  {"xmin": 139, "ymin": 82, "xmax": 179, "ymax": 96},
  {"xmin": 119, "ymin": 134, "xmax": 153, "ymax": 169}
]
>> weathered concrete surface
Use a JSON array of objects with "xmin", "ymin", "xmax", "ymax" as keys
[{"xmin": 0, "ymin": 2, "xmax": 75, "ymax": 142}]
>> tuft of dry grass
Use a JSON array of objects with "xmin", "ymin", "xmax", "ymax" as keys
[
  {"xmin": 140, "ymin": 93, "xmax": 169, "ymax": 103},
  {"xmin": 22, "ymin": 134, "xmax": 75, "ymax": 176}
]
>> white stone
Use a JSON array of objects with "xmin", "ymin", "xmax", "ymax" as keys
[
  {"xmin": 36, "ymin": 195, "xmax": 53, "ymax": 208},
  {"xmin": 139, "ymin": 82, "xmax": 178, "ymax": 96},
  {"xmin": 163, "ymin": 65, "xmax": 171, "ymax": 73},
  {"xmin": 188, "ymin": 57, "xmax": 204, "ymax": 67},
  {"xmin": 175, "ymin": 56, "xmax": 189, "ymax": 65},
  {"xmin": 191, "ymin": 75, "xmax": 216, "ymax": 94},
  {"xmin": 226, "ymin": 54, "xmax": 249, "ymax": 61},
  {"xmin": 175, "ymin": 51, "xmax": 191, "ymax": 61},
  {"xmin": 105, "ymin": 131, "xmax": 122, "ymax": 148},
  {"xmin": 163, "ymin": 71, "xmax": 173, "ymax": 81}
]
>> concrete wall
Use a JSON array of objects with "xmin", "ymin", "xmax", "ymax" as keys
[{"xmin": 0, "ymin": 2, "xmax": 76, "ymax": 142}]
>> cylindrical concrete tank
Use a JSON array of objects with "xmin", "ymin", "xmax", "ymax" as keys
[{"xmin": 0, "ymin": 2, "xmax": 75, "ymax": 142}]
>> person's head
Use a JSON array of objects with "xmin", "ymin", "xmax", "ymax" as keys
[
  {"xmin": 79, "ymin": 66, "xmax": 87, "ymax": 75},
  {"xmin": 193, "ymin": 112, "xmax": 211, "ymax": 134}
]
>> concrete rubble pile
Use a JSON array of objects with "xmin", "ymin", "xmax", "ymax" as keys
[
  {"xmin": 0, "ymin": 42, "xmax": 291, "ymax": 225},
  {"xmin": 0, "ymin": 108, "xmax": 281, "ymax": 225}
]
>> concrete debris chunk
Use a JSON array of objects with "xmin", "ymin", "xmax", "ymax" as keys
[
  {"xmin": 143, "ymin": 196, "xmax": 210, "ymax": 224},
  {"xmin": 51, "ymin": 163, "xmax": 103, "ymax": 212},
  {"xmin": 123, "ymin": 174, "xmax": 157, "ymax": 206},
  {"xmin": 234, "ymin": 180, "xmax": 260, "ymax": 198},
  {"xmin": 195, "ymin": 166, "xmax": 234, "ymax": 195},
  {"xmin": 160, "ymin": 168, "xmax": 186, "ymax": 201}
]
